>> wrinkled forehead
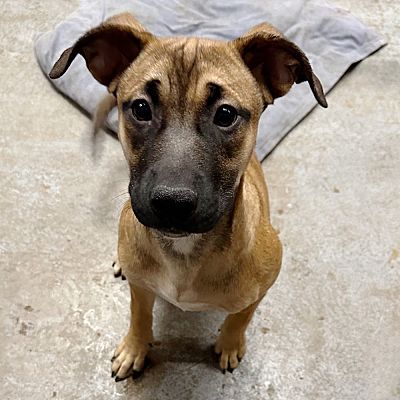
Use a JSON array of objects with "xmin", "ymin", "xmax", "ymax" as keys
[{"xmin": 118, "ymin": 37, "xmax": 261, "ymax": 108}]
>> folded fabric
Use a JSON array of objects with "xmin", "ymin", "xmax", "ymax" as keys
[{"xmin": 35, "ymin": 0, "xmax": 386, "ymax": 160}]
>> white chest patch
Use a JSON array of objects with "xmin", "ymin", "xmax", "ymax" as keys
[
  {"xmin": 139, "ymin": 246, "xmax": 220, "ymax": 311},
  {"xmin": 158, "ymin": 291, "xmax": 215, "ymax": 312},
  {"xmin": 143, "ymin": 275, "xmax": 214, "ymax": 312},
  {"xmin": 170, "ymin": 235, "xmax": 199, "ymax": 255}
]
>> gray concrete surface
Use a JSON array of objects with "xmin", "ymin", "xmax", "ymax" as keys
[{"xmin": 0, "ymin": 1, "xmax": 399, "ymax": 399}]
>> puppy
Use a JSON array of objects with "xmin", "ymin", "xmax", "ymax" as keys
[{"xmin": 49, "ymin": 12, "xmax": 327, "ymax": 380}]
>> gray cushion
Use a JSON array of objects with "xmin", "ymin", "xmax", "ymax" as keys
[{"xmin": 35, "ymin": 0, "xmax": 386, "ymax": 160}]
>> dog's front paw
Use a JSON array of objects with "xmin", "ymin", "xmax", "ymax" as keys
[
  {"xmin": 214, "ymin": 332, "xmax": 246, "ymax": 373},
  {"xmin": 111, "ymin": 335, "xmax": 150, "ymax": 381}
]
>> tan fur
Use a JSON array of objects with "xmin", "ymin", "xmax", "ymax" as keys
[
  {"xmin": 118, "ymin": 154, "xmax": 281, "ymax": 306},
  {"xmin": 49, "ymin": 12, "xmax": 327, "ymax": 379},
  {"xmin": 116, "ymin": 153, "xmax": 282, "ymax": 373}
]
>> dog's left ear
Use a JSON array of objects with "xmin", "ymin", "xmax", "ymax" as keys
[
  {"xmin": 49, "ymin": 13, "xmax": 154, "ymax": 94},
  {"xmin": 233, "ymin": 23, "xmax": 327, "ymax": 108}
]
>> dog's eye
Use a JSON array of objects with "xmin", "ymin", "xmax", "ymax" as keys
[
  {"xmin": 131, "ymin": 99, "xmax": 152, "ymax": 121},
  {"xmin": 213, "ymin": 105, "xmax": 237, "ymax": 127}
]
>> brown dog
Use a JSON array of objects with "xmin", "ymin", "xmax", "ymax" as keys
[{"xmin": 49, "ymin": 12, "xmax": 327, "ymax": 380}]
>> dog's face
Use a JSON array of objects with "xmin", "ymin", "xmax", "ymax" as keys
[
  {"xmin": 50, "ymin": 13, "xmax": 326, "ymax": 235},
  {"xmin": 117, "ymin": 38, "xmax": 264, "ymax": 234}
]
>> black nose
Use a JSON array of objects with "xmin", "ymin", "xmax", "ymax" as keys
[{"xmin": 151, "ymin": 185, "xmax": 198, "ymax": 223}]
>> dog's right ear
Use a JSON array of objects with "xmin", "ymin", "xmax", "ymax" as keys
[{"xmin": 49, "ymin": 13, "xmax": 154, "ymax": 93}]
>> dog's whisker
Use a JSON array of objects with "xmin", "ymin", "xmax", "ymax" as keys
[
  {"xmin": 113, "ymin": 196, "xmax": 129, "ymax": 207},
  {"xmin": 111, "ymin": 191, "xmax": 129, "ymax": 201},
  {"xmin": 106, "ymin": 179, "xmax": 130, "ymax": 184},
  {"xmin": 113, "ymin": 198, "xmax": 130, "ymax": 217}
]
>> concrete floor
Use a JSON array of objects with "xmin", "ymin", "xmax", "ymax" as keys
[{"xmin": 1, "ymin": 1, "xmax": 399, "ymax": 399}]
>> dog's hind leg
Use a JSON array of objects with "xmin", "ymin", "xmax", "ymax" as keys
[
  {"xmin": 111, "ymin": 260, "xmax": 125, "ymax": 280},
  {"xmin": 111, "ymin": 284, "xmax": 155, "ymax": 381}
]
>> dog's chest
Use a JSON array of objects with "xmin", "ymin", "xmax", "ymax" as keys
[
  {"xmin": 155, "ymin": 272, "xmax": 213, "ymax": 312},
  {"xmin": 142, "ymin": 261, "xmax": 218, "ymax": 312}
]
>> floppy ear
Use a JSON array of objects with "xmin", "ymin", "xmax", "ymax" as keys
[
  {"xmin": 49, "ymin": 13, "xmax": 154, "ymax": 93},
  {"xmin": 233, "ymin": 23, "xmax": 327, "ymax": 108}
]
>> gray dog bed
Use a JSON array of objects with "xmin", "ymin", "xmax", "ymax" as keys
[{"xmin": 35, "ymin": 0, "xmax": 385, "ymax": 160}]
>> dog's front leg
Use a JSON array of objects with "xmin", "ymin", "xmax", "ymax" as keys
[
  {"xmin": 111, "ymin": 284, "xmax": 155, "ymax": 381},
  {"xmin": 215, "ymin": 299, "xmax": 262, "ymax": 373}
]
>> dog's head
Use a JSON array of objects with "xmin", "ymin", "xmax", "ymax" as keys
[{"xmin": 50, "ymin": 13, "xmax": 326, "ymax": 236}]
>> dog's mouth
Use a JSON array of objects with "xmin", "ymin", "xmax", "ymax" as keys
[{"xmin": 155, "ymin": 228, "xmax": 190, "ymax": 239}]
